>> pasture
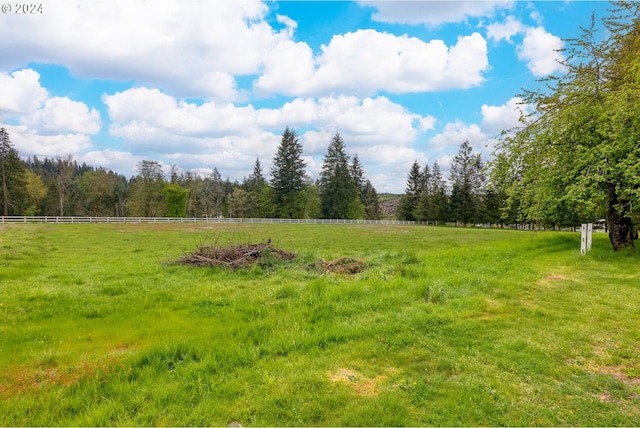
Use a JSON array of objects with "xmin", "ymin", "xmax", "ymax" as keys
[{"xmin": 0, "ymin": 223, "xmax": 639, "ymax": 426}]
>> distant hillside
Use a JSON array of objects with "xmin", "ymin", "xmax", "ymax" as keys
[{"xmin": 378, "ymin": 193, "xmax": 401, "ymax": 202}]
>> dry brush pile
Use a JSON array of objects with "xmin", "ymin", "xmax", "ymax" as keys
[
  {"xmin": 175, "ymin": 242, "xmax": 296, "ymax": 270},
  {"xmin": 173, "ymin": 238, "xmax": 367, "ymax": 274}
]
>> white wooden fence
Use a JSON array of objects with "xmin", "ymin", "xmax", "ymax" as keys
[{"xmin": 0, "ymin": 216, "xmax": 419, "ymax": 225}]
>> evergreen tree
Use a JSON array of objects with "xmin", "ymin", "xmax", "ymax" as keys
[
  {"xmin": 449, "ymin": 141, "xmax": 485, "ymax": 226},
  {"xmin": 0, "ymin": 128, "xmax": 26, "ymax": 216},
  {"xmin": 350, "ymin": 154, "xmax": 366, "ymax": 202},
  {"xmin": 480, "ymin": 186, "xmax": 504, "ymax": 226},
  {"xmin": 429, "ymin": 161, "xmax": 449, "ymax": 224},
  {"xmin": 362, "ymin": 179, "xmax": 382, "ymax": 220},
  {"xmin": 246, "ymin": 158, "xmax": 271, "ymax": 217},
  {"xmin": 270, "ymin": 127, "xmax": 307, "ymax": 218},
  {"xmin": 396, "ymin": 160, "xmax": 422, "ymax": 221},
  {"xmin": 319, "ymin": 132, "xmax": 362, "ymax": 219},
  {"xmin": 414, "ymin": 163, "xmax": 432, "ymax": 221},
  {"xmin": 246, "ymin": 158, "xmax": 266, "ymax": 191}
]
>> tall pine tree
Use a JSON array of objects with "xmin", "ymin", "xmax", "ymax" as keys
[
  {"xmin": 319, "ymin": 132, "xmax": 362, "ymax": 219},
  {"xmin": 0, "ymin": 128, "xmax": 26, "ymax": 216},
  {"xmin": 270, "ymin": 127, "xmax": 307, "ymax": 218},
  {"xmin": 449, "ymin": 141, "xmax": 485, "ymax": 226},
  {"xmin": 396, "ymin": 160, "xmax": 422, "ymax": 221}
]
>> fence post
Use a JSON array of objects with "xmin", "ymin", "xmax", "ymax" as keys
[{"xmin": 580, "ymin": 223, "xmax": 593, "ymax": 255}]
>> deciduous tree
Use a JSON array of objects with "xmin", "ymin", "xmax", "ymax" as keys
[
  {"xmin": 492, "ymin": 2, "xmax": 640, "ymax": 250},
  {"xmin": 127, "ymin": 160, "xmax": 165, "ymax": 217},
  {"xmin": 163, "ymin": 182, "xmax": 189, "ymax": 217}
]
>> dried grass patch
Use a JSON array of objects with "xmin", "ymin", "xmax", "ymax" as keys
[{"xmin": 327, "ymin": 368, "xmax": 388, "ymax": 397}]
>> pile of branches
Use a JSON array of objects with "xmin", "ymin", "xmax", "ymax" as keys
[{"xmin": 176, "ymin": 242, "xmax": 296, "ymax": 270}]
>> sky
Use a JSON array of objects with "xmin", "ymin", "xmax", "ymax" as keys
[{"xmin": 0, "ymin": 0, "xmax": 613, "ymax": 193}]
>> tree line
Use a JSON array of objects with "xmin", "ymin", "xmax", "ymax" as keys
[
  {"xmin": 0, "ymin": 126, "xmax": 382, "ymax": 220},
  {"xmin": 395, "ymin": 140, "xmax": 502, "ymax": 227}
]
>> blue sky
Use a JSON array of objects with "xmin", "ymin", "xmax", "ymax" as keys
[{"xmin": 0, "ymin": 0, "xmax": 612, "ymax": 192}]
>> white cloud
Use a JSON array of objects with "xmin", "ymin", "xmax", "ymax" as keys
[
  {"xmin": 518, "ymin": 26, "xmax": 565, "ymax": 76},
  {"xmin": 255, "ymin": 30, "xmax": 489, "ymax": 97},
  {"xmin": 485, "ymin": 17, "xmax": 565, "ymax": 76},
  {"xmin": 104, "ymin": 87, "xmax": 259, "ymax": 141},
  {"xmin": 358, "ymin": 0, "xmax": 514, "ymax": 26},
  {"xmin": 2, "ymin": 1, "xmax": 491, "ymax": 102},
  {"xmin": 105, "ymin": 88, "xmax": 433, "ymax": 157},
  {"xmin": 429, "ymin": 120, "xmax": 486, "ymax": 151},
  {"xmin": 0, "ymin": 0, "xmax": 284, "ymax": 101},
  {"xmin": 0, "ymin": 69, "xmax": 48, "ymax": 116},
  {"xmin": 0, "ymin": 69, "xmax": 100, "ymax": 160},
  {"xmin": 481, "ymin": 96, "xmax": 527, "ymax": 135},
  {"xmin": 486, "ymin": 16, "xmax": 525, "ymax": 43},
  {"xmin": 26, "ymin": 97, "xmax": 101, "ymax": 135},
  {"xmin": 4, "ymin": 124, "xmax": 92, "ymax": 157}
]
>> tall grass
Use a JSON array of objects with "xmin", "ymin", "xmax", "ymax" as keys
[{"xmin": 0, "ymin": 223, "xmax": 639, "ymax": 425}]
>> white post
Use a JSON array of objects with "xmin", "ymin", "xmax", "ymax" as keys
[
  {"xmin": 581, "ymin": 224, "xmax": 587, "ymax": 255},
  {"xmin": 587, "ymin": 223, "xmax": 593, "ymax": 251}
]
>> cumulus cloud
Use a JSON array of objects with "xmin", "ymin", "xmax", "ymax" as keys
[
  {"xmin": 255, "ymin": 30, "xmax": 489, "ymax": 97},
  {"xmin": 518, "ymin": 26, "xmax": 565, "ymax": 76},
  {"xmin": 425, "ymin": 97, "xmax": 531, "ymax": 173},
  {"xmin": 0, "ymin": 69, "xmax": 48, "ymax": 116},
  {"xmin": 481, "ymin": 96, "xmax": 528, "ymax": 135},
  {"xmin": 486, "ymin": 15, "xmax": 526, "ymax": 43},
  {"xmin": 429, "ymin": 120, "xmax": 486, "ymax": 151},
  {"xmin": 358, "ymin": 0, "xmax": 514, "ymax": 26},
  {"xmin": 0, "ymin": 0, "xmax": 281, "ymax": 101},
  {"xmin": 485, "ymin": 17, "xmax": 565, "ymax": 76},
  {"xmin": 26, "ymin": 97, "xmax": 101, "ymax": 135},
  {"xmin": 0, "ymin": 69, "xmax": 101, "ymax": 161},
  {"xmin": 267, "ymin": 95, "xmax": 433, "ymax": 149},
  {"xmin": 4, "ymin": 124, "xmax": 93, "ymax": 157},
  {"xmin": 104, "ymin": 88, "xmax": 434, "ymax": 154},
  {"xmin": 1, "ymin": 1, "xmax": 492, "ymax": 101}
]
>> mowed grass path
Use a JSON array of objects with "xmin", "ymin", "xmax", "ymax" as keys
[{"xmin": 1, "ymin": 223, "xmax": 639, "ymax": 426}]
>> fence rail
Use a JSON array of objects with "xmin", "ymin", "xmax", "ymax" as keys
[{"xmin": 0, "ymin": 216, "xmax": 420, "ymax": 226}]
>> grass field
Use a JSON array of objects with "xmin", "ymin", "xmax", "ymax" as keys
[{"xmin": 1, "ymin": 223, "xmax": 639, "ymax": 426}]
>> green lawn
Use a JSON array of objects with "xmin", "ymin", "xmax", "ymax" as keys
[{"xmin": 1, "ymin": 223, "xmax": 639, "ymax": 426}]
